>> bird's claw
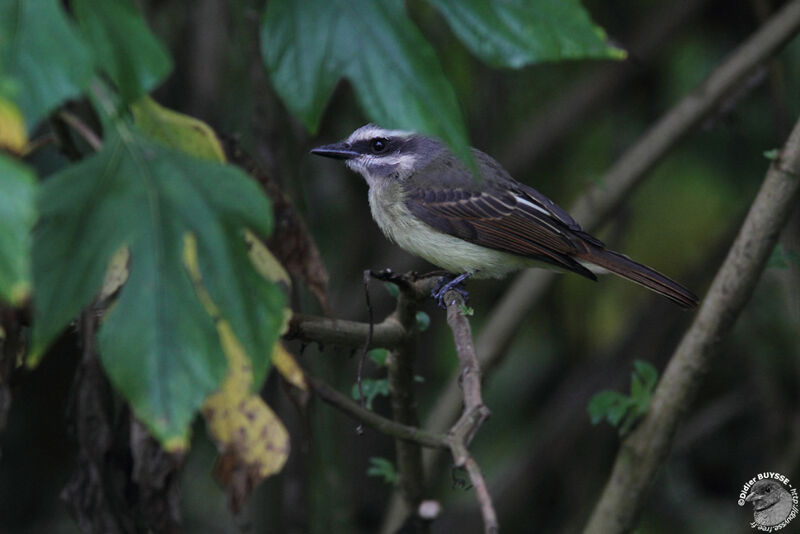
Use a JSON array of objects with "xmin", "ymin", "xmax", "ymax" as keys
[{"xmin": 432, "ymin": 272, "xmax": 473, "ymax": 309}]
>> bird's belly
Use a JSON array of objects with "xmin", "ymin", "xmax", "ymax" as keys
[{"xmin": 369, "ymin": 190, "xmax": 529, "ymax": 278}]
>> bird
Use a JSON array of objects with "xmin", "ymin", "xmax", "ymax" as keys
[
  {"xmin": 746, "ymin": 479, "xmax": 794, "ymax": 527},
  {"xmin": 311, "ymin": 124, "xmax": 698, "ymax": 309}
]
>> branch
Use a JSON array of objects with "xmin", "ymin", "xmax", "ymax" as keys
[
  {"xmin": 386, "ymin": 279, "xmax": 426, "ymax": 508},
  {"xmin": 296, "ymin": 278, "xmax": 498, "ymax": 532},
  {"xmin": 304, "ymin": 373, "xmax": 448, "ymax": 449},
  {"xmin": 444, "ymin": 292, "xmax": 490, "ymax": 460},
  {"xmin": 284, "ymin": 272, "xmax": 439, "ymax": 351},
  {"xmin": 285, "ymin": 313, "xmax": 406, "ymax": 350},
  {"xmin": 421, "ymin": 0, "xmax": 800, "ymax": 455},
  {"xmin": 583, "ymin": 112, "xmax": 800, "ymax": 534},
  {"xmin": 58, "ymin": 111, "xmax": 103, "ymax": 152},
  {"xmin": 443, "ymin": 290, "xmax": 497, "ymax": 534}
]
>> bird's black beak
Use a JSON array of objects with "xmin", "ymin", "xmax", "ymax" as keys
[{"xmin": 310, "ymin": 142, "xmax": 360, "ymax": 160}]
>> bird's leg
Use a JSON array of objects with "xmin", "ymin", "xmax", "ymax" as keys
[{"xmin": 432, "ymin": 271, "xmax": 475, "ymax": 308}]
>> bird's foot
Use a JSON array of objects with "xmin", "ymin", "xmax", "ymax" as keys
[{"xmin": 432, "ymin": 271, "xmax": 474, "ymax": 309}]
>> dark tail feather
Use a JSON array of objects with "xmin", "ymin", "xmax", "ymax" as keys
[{"xmin": 575, "ymin": 246, "xmax": 699, "ymax": 309}]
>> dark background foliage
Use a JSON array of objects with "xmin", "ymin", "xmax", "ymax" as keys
[{"xmin": 1, "ymin": 0, "xmax": 799, "ymax": 533}]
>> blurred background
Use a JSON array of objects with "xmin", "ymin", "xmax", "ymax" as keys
[{"xmin": 1, "ymin": 0, "xmax": 799, "ymax": 532}]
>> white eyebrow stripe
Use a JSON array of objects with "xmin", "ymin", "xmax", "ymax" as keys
[
  {"xmin": 347, "ymin": 124, "xmax": 415, "ymax": 143},
  {"xmin": 514, "ymin": 195, "xmax": 551, "ymax": 216}
]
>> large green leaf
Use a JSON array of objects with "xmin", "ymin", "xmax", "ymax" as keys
[
  {"xmin": 0, "ymin": 155, "xmax": 35, "ymax": 306},
  {"xmin": 260, "ymin": 0, "xmax": 342, "ymax": 133},
  {"xmin": 428, "ymin": 0, "xmax": 625, "ymax": 67},
  {"xmin": 0, "ymin": 0, "xmax": 94, "ymax": 128},
  {"xmin": 73, "ymin": 0, "xmax": 172, "ymax": 104},
  {"xmin": 32, "ymin": 129, "xmax": 285, "ymax": 445},
  {"xmin": 260, "ymin": 0, "xmax": 471, "ymax": 163}
]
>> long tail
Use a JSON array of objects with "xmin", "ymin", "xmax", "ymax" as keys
[{"xmin": 575, "ymin": 245, "xmax": 699, "ymax": 309}]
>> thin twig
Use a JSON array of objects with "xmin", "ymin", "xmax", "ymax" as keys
[
  {"xmin": 23, "ymin": 133, "xmax": 56, "ymax": 155},
  {"xmin": 58, "ymin": 111, "xmax": 103, "ymax": 152},
  {"xmin": 355, "ymin": 270, "xmax": 376, "ymax": 433},
  {"xmin": 305, "ymin": 373, "xmax": 449, "ymax": 449},
  {"xmin": 584, "ymin": 111, "xmax": 800, "ymax": 534},
  {"xmin": 463, "ymin": 456, "xmax": 498, "ymax": 534}
]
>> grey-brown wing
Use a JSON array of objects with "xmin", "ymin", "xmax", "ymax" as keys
[{"xmin": 404, "ymin": 154, "xmax": 598, "ymax": 279}]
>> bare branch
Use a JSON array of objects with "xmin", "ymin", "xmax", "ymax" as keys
[
  {"xmin": 58, "ymin": 111, "xmax": 103, "ymax": 152},
  {"xmin": 299, "ymin": 278, "xmax": 499, "ymax": 532},
  {"xmin": 285, "ymin": 313, "xmax": 406, "ymax": 350},
  {"xmin": 284, "ymin": 274, "xmax": 439, "ymax": 351},
  {"xmin": 443, "ymin": 290, "xmax": 497, "ymax": 534},
  {"xmin": 305, "ymin": 373, "xmax": 449, "ymax": 450},
  {"xmin": 386, "ymin": 280, "xmax": 426, "ymax": 508},
  {"xmin": 584, "ymin": 111, "xmax": 800, "ymax": 534}
]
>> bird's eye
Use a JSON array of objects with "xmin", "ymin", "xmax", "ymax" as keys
[{"xmin": 370, "ymin": 138, "xmax": 388, "ymax": 153}]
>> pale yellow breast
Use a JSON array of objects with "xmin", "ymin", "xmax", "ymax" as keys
[{"xmin": 367, "ymin": 183, "xmax": 530, "ymax": 278}]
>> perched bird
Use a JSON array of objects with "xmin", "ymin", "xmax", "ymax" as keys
[
  {"xmin": 311, "ymin": 124, "xmax": 698, "ymax": 309},
  {"xmin": 746, "ymin": 479, "xmax": 794, "ymax": 527}
]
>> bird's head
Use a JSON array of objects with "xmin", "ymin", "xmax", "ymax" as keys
[
  {"xmin": 311, "ymin": 124, "xmax": 442, "ymax": 186},
  {"xmin": 746, "ymin": 479, "xmax": 788, "ymax": 511}
]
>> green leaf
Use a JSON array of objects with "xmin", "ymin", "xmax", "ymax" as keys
[
  {"xmin": 630, "ymin": 373, "xmax": 644, "ymax": 402},
  {"xmin": 368, "ymin": 348, "xmax": 389, "ymax": 366},
  {"xmin": 73, "ymin": 0, "xmax": 172, "ymax": 104},
  {"xmin": 587, "ymin": 390, "xmax": 631, "ymax": 426},
  {"xmin": 366, "ymin": 456, "xmax": 398, "ymax": 485},
  {"xmin": 260, "ymin": 0, "xmax": 472, "ymax": 163},
  {"xmin": 0, "ymin": 0, "xmax": 94, "ymax": 128},
  {"xmin": 429, "ymin": 0, "xmax": 625, "ymax": 68},
  {"xmin": 763, "ymin": 148, "xmax": 780, "ymax": 161},
  {"xmin": 0, "ymin": 156, "xmax": 36, "ymax": 305},
  {"xmin": 768, "ymin": 244, "xmax": 800, "ymax": 269},
  {"xmin": 351, "ymin": 378, "xmax": 390, "ymax": 410},
  {"xmin": 260, "ymin": 0, "xmax": 342, "ymax": 133},
  {"xmin": 415, "ymin": 311, "xmax": 430, "ymax": 332},
  {"xmin": 633, "ymin": 360, "xmax": 658, "ymax": 391},
  {"xmin": 32, "ymin": 128, "xmax": 284, "ymax": 445},
  {"xmin": 589, "ymin": 361, "xmax": 659, "ymax": 435}
]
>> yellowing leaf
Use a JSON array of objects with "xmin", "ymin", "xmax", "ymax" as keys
[
  {"xmin": 245, "ymin": 230, "xmax": 291, "ymax": 290},
  {"xmin": 98, "ymin": 246, "xmax": 130, "ymax": 301},
  {"xmin": 183, "ymin": 234, "xmax": 289, "ymax": 505},
  {"xmin": 202, "ymin": 321, "xmax": 290, "ymax": 504},
  {"xmin": 182, "ymin": 233, "xmax": 221, "ymax": 318},
  {"xmin": 273, "ymin": 343, "xmax": 306, "ymax": 391},
  {"xmin": 0, "ymin": 97, "xmax": 27, "ymax": 154},
  {"xmin": 131, "ymin": 97, "xmax": 226, "ymax": 162}
]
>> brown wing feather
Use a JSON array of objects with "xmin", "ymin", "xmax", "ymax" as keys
[{"xmin": 405, "ymin": 186, "xmax": 598, "ymax": 280}]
